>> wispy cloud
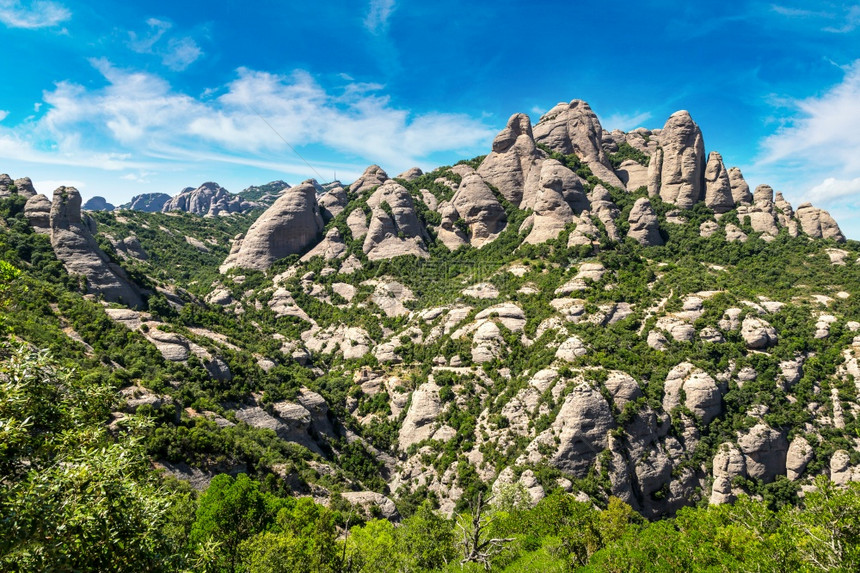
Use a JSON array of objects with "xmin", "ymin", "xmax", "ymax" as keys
[
  {"xmin": 602, "ymin": 110, "xmax": 653, "ymax": 131},
  {"xmin": 364, "ymin": 0, "xmax": 396, "ymax": 35},
  {"xmin": 0, "ymin": 110, "xmax": 8, "ymax": 122},
  {"xmin": 0, "ymin": 0, "xmax": 70, "ymax": 29},
  {"xmin": 806, "ymin": 176, "xmax": 860, "ymax": 203},
  {"xmin": 127, "ymin": 18, "xmax": 203, "ymax": 71},
  {"xmin": 1, "ymin": 60, "xmax": 493, "ymax": 177},
  {"xmin": 771, "ymin": 3, "xmax": 860, "ymax": 33},
  {"xmin": 759, "ymin": 59, "xmax": 860, "ymax": 174}
]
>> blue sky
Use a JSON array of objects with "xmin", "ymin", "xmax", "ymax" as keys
[{"xmin": 1, "ymin": 1, "xmax": 859, "ymax": 238}]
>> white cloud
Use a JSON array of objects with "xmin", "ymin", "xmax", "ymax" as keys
[
  {"xmin": 760, "ymin": 60, "xmax": 860, "ymax": 175},
  {"xmin": 4, "ymin": 61, "xmax": 493, "ymax": 179},
  {"xmin": 364, "ymin": 0, "xmax": 396, "ymax": 34},
  {"xmin": 0, "ymin": 0, "xmax": 70, "ymax": 29},
  {"xmin": 806, "ymin": 176, "xmax": 860, "ymax": 204},
  {"xmin": 127, "ymin": 18, "xmax": 202, "ymax": 71},
  {"xmin": 0, "ymin": 110, "xmax": 8, "ymax": 121},
  {"xmin": 602, "ymin": 110, "xmax": 653, "ymax": 131}
]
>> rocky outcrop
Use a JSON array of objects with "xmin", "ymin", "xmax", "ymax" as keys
[
  {"xmin": 477, "ymin": 113, "xmax": 544, "ymax": 206},
  {"xmin": 532, "ymin": 100, "xmax": 623, "ymax": 188},
  {"xmin": 703, "ymin": 152, "xmax": 734, "ymax": 213},
  {"xmin": 13, "ymin": 177, "xmax": 36, "ymax": 198},
  {"xmin": 728, "ymin": 167, "xmax": 752, "ymax": 204},
  {"xmin": 363, "ymin": 181, "xmax": 430, "ymax": 260},
  {"xmin": 626, "ymin": 197, "xmax": 663, "ymax": 246},
  {"xmin": 449, "ymin": 174, "xmax": 507, "ymax": 248},
  {"xmin": 47, "ymin": 187, "xmax": 143, "ymax": 308},
  {"xmin": 82, "ymin": 196, "xmax": 115, "ymax": 211},
  {"xmin": 795, "ymin": 203, "xmax": 846, "ymax": 242},
  {"xmin": 656, "ymin": 111, "xmax": 705, "ymax": 209},
  {"xmin": 588, "ymin": 185, "xmax": 621, "ymax": 242},
  {"xmin": 318, "ymin": 185, "xmax": 348, "ymax": 221},
  {"xmin": 711, "ymin": 443, "xmax": 746, "ymax": 505},
  {"xmin": 663, "ymin": 362, "xmax": 721, "ymax": 424},
  {"xmin": 737, "ymin": 423, "xmax": 787, "ymax": 482},
  {"xmin": 120, "ymin": 193, "xmax": 172, "ymax": 212},
  {"xmin": 300, "ymin": 227, "xmax": 347, "ymax": 261},
  {"xmin": 396, "ymin": 167, "xmax": 423, "ymax": 181},
  {"xmin": 162, "ymin": 182, "xmax": 251, "ymax": 217},
  {"xmin": 741, "ymin": 316, "xmax": 777, "ymax": 349},
  {"xmin": 786, "ymin": 436, "xmax": 813, "ymax": 481},
  {"xmin": 350, "ymin": 165, "xmax": 389, "ymax": 195},
  {"xmin": 24, "ymin": 193, "xmax": 52, "ymax": 233},
  {"xmin": 220, "ymin": 181, "xmax": 324, "ymax": 272},
  {"xmin": 524, "ymin": 160, "xmax": 586, "ymax": 244},
  {"xmin": 399, "ymin": 381, "xmax": 443, "ymax": 450},
  {"xmin": 616, "ymin": 159, "xmax": 649, "ymax": 192}
]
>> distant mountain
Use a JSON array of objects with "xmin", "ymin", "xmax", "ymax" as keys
[
  {"xmin": 119, "ymin": 193, "xmax": 172, "ymax": 213},
  {"xmin": 237, "ymin": 180, "xmax": 290, "ymax": 206},
  {"xmin": 81, "ymin": 196, "xmax": 115, "ymax": 211},
  {"xmin": 162, "ymin": 182, "xmax": 253, "ymax": 217}
]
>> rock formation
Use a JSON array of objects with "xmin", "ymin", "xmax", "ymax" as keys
[
  {"xmin": 162, "ymin": 182, "xmax": 252, "ymax": 217},
  {"xmin": 47, "ymin": 187, "xmax": 144, "ymax": 308},
  {"xmin": 795, "ymin": 203, "xmax": 846, "ymax": 242},
  {"xmin": 477, "ymin": 113, "xmax": 544, "ymax": 206},
  {"xmin": 728, "ymin": 167, "xmax": 752, "ymax": 204},
  {"xmin": 656, "ymin": 111, "xmax": 705, "ymax": 209},
  {"xmin": 220, "ymin": 181, "xmax": 324, "ymax": 272},
  {"xmin": 350, "ymin": 165, "xmax": 389, "ymax": 195},
  {"xmin": 703, "ymin": 152, "xmax": 734, "ymax": 213},
  {"xmin": 363, "ymin": 181, "xmax": 430, "ymax": 260},
  {"xmin": 120, "ymin": 193, "xmax": 172, "ymax": 212},
  {"xmin": 449, "ymin": 173, "xmax": 507, "ymax": 248},
  {"xmin": 82, "ymin": 196, "xmax": 115, "ymax": 211},
  {"xmin": 524, "ymin": 160, "xmax": 587, "ymax": 244},
  {"xmin": 626, "ymin": 197, "xmax": 663, "ymax": 246},
  {"xmin": 532, "ymin": 100, "xmax": 624, "ymax": 188},
  {"xmin": 24, "ymin": 194, "xmax": 52, "ymax": 233}
]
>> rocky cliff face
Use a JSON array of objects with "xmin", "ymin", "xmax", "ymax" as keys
[
  {"xmin": 47, "ymin": 187, "xmax": 144, "ymax": 308},
  {"xmin": 162, "ymin": 182, "xmax": 253, "ymax": 217},
  {"xmin": 220, "ymin": 181, "xmax": 324, "ymax": 272}
]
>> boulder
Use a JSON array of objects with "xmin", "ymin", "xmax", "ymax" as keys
[
  {"xmin": 786, "ymin": 436, "xmax": 813, "ymax": 481},
  {"xmin": 341, "ymin": 491, "xmax": 399, "ymax": 521},
  {"xmin": 795, "ymin": 203, "xmax": 846, "ymax": 242},
  {"xmin": 663, "ymin": 362, "xmax": 721, "ymax": 423},
  {"xmin": 703, "ymin": 151, "xmax": 734, "ymax": 213},
  {"xmin": 626, "ymin": 197, "xmax": 663, "ymax": 246},
  {"xmin": 724, "ymin": 223, "xmax": 748, "ymax": 243},
  {"xmin": 300, "ymin": 227, "xmax": 347, "ymax": 261},
  {"xmin": 24, "ymin": 193, "xmax": 52, "ymax": 233},
  {"xmin": 737, "ymin": 424, "xmax": 787, "ymax": 482},
  {"xmin": 588, "ymin": 185, "xmax": 621, "ymax": 242},
  {"xmin": 220, "ymin": 181, "xmax": 324, "ymax": 272},
  {"xmin": 532, "ymin": 100, "xmax": 624, "ymax": 188},
  {"xmin": 399, "ymin": 382, "xmax": 443, "ymax": 450},
  {"xmin": 741, "ymin": 316, "xmax": 777, "ymax": 349},
  {"xmin": 657, "ymin": 111, "xmax": 705, "ymax": 209},
  {"xmin": 699, "ymin": 220, "xmax": 719, "ymax": 238}
]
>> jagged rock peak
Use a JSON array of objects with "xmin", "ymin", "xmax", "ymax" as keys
[
  {"xmin": 48, "ymin": 186, "xmax": 144, "ymax": 308},
  {"xmin": 524, "ymin": 159, "xmax": 587, "ymax": 244},
  {"xmin": 627, "ymin": 197, "xmax": 663, "ymax": 246},
  {"xmin": 0, "ymin": 174, "xmax": 36, "ymax": 199},
  {"xmin": 657, "ymin": 110, "xmax": 705, "ymax": 209},
  {"xmin": 478, "ymin": 113, "xmax": 543, "ymax": 206},
  {"xmin": 14, "ymin": 177, "xmax": 36, "ymax": 198},
  {"xmin": 120, "ymin": 193, "xmax": 172, "ymax": 212},
  {"xmin": 350, "ymin": 165, "xmax": 389, "ymax": 195},
  {"xmin": 220, "ymin": 181, "xmax": 324, "ymax": 272},
  {"xmin": 703, "ymin": 151, "xmax": 734, "ymax": 213},
  {"xmin": 82, "ymin": 196, "xmax": 115, "ymax": 211},
  {"xmin": 533, "ymin": 100, "xmax": 624, "ymax": 188},
  {"xmin": 795, "ymin": 203, "xmax": 846, "ymax": 242},
  {"xmin": 162, "ymin": 182, "xmax": 252, "ymax": 217}
]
